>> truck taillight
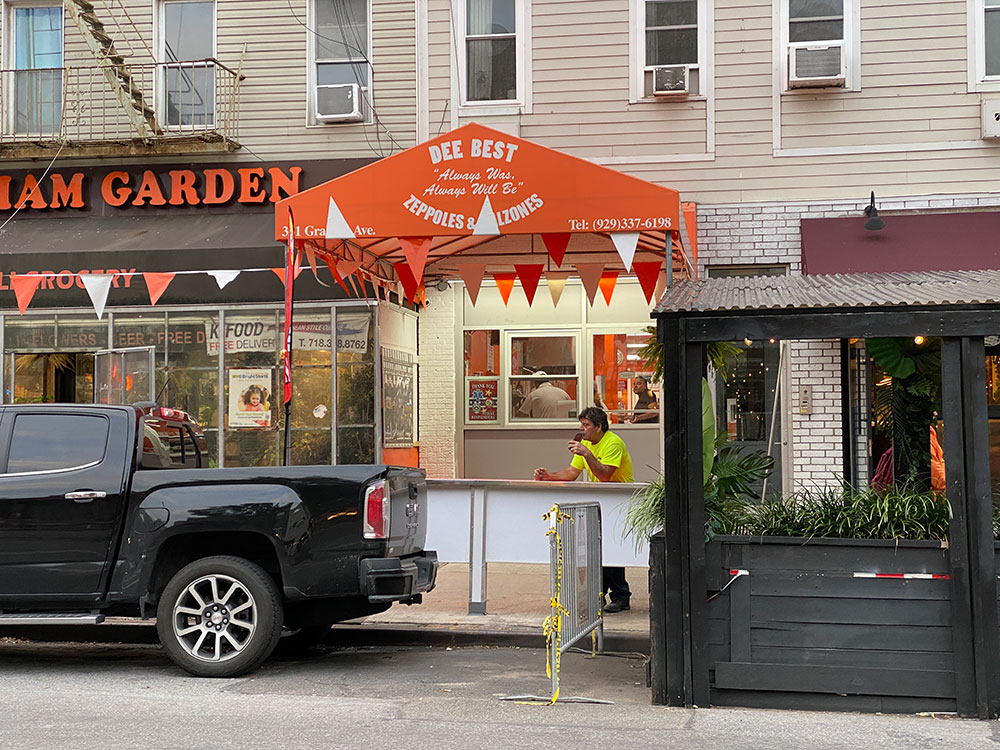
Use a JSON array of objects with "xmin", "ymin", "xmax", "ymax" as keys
[{"xmin": 363, "ymin": 480, "xmax": 390, "ymax": 540}]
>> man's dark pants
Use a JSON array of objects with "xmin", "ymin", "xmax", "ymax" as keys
[{"xmin": 602, "ymin": 566, "xmax": 630, "ymax": 604}]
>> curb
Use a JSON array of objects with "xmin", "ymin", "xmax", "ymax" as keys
[{"xmin": 0, "ymin": 622, "xmax": 649, "ymax": 655}]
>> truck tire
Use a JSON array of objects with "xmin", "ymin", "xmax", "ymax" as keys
[{"xmin": 156, "ymin": 556, "xmax": 283, "ymax": 678}]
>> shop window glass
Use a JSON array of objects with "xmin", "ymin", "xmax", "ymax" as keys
[
  {"xmin": 592, "ymin": 332, "xmax": 658, "ymax": 425},
  {"xmin": 287, "ymin": 313, "xmax": 333, "ymax": 464},
  {"xmin": 222, "ymin": 313, "xmax": 279, "ymax": 467},
  {"xmin": 163, "ymin": 312, "xmax": 219, "ymax": 466},
  {"xmin": 987, "ymin": 336, "xmax": 999, "ymax": 498},
  {"xmin": 337, "ymin": 309, "xmax": 375, "ymax": 463},
  {"xmin": 509, "ymin": 334, "xmax": 577, "ymax": 422},
  {"xmin": 5, "ymin": 316, "xmax": 104, "ymax": 405},
  {"xmin": 5, "ymin": 316, "xmax": 57, "ymax": 353},
  {"xmin": 464, "ymin": 329, "xmax": 500, "ymax": 425}
]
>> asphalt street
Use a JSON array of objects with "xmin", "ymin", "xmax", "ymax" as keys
[{"xmin": 0, "ymin": 637, "xmax": 996, "ymax": 750}]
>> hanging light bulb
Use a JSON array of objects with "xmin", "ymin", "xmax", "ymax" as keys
[{"xmin": 914, "ymin": 335, "xmax": 926, "ymax": 345}]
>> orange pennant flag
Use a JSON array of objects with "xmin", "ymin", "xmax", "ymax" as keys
[
  {"xmin": 339, "ymin": 259, "xmax": 362, "ymax": 297},
  {"xmin": 271, "ymin": 260, "xmax": 302, "ymax": 286},
  {"xmin": 143, "ymin": 272, "xmax": 176, "ymax": 306},
  {"xmin": 457, "ymin": 263, "xmax": 487, "ymax": 305},
  {"xmin": 493, "ymin": 272, "xmax": 517, "ymax": 307},
  {"xmin": 541, "ymin": 233, "xmax": 571, "ymax": 267},
  {"xmin": 303, "ymin": 244, "xmax": 329, "ymax": 287},
  {"xmin": 574, "ymin": 263, "xmax": 605, "ymax": 305},
  {"xmin": 10, "ymin": 272, "xmax": 43, "ymax": 315},
  {"xmin": 399, "ymin": 237, "xmax": 433, "ymax": 285},
  {"xmin": 514, "ymin": 264, "xmax": 545, "ymax": 306},
  {"xmin": 598, "ymin": 271, "xmax": 619, "ymax": 306},
  {"xmin": 394, "ymin": 262, "xmax": 420, "ymax": 304},
  {"xmin": 633, "ymin": 260, "xmax": 662, "ymax": 304},
  {"xmin": 324, "ymin": 255, "xmax": 351, "ymax": 294}
]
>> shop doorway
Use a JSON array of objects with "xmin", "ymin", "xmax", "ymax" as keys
[
  {"xmin": 94, "ymin": 347, "xmax": 156, "ymax": 405},
  {"xmin": 8, "ymin": 352, "xmax": 96, "ymax": 404}
]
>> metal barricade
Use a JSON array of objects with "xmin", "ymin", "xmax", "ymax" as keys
[{"xmin": 502, "ymin": 501, "xmax": 608, "ymax": 704}]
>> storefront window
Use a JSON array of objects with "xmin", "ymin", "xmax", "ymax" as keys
[
  {"xmin": 337, "ymin": 309, "xmax": 375, "ymax": 464},
  {"xmin": 509, "ymin": 333, "xmax": 578, "ymax": 421},
  {"xmin": 163, "ymin": 312, "xmax": 219, "ymax": 466},
  {"xmin": 5, "ymin": 314, "xmax": 108, "ymax": 403},
  {"xmin": 592, "ymin": 332, "xmax": 657, "ymax": 424},
  {"xmin": 987, "ymin": 336, "xmax": 999, "ymax": 498},
  {"xmin": 112, "ymin": 312, "xmax": 168, "ymax": 397},
  {"xmin": 464, "ymin": 330, "xmax": 500, "ymax": 423},
  {"xmin": 222, "ymin": 312, "xmax": 279, "ymax": 467},
  {"xmin": 288, "ymin": 313, "xmax": 333, "ymax": 465}
]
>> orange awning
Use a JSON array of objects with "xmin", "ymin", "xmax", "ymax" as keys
[{"xmin": 275, "ymin": 123, "xmax": 693, "ymax": 288}]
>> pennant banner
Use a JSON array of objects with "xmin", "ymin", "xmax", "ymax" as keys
[
  {"xmin": 82, "ymin": 274, "xmax": 113, "ymax": 319},
  {"xmin": 540, "ymin": 233, "xmax": 570, "ymax": 267},
  {"xmin": 574, "ymin": 263, "xmax": 604, "ymax": 305},
  {"xmin": 10, "ymin": 273, "xmax": 43, "ymax": 315},
  {"xmin": 325, "ymin": 197, "xmax": 355, "ymax": 239},
  {"xmin": 598, "ymin": 271, "xmax": 619, "ymax": 306},
  {"xmin": 303, "ymin": 244, "xmax": 330, "ymax": 287},
  {"xmin": 457, "ymin": 263, "xmax": 487, "ymax": 306},
  {"xmin": 399, "ymin": 237, "xmax": 433, "ymax": 285},
  {"xmin": 208, "ymin": 270, "xmax": 240, "ymax": 289},
  {"xmin": 514, "ymin": 263, "xmax": 545, "ymax": 306},
  {"xmin": 633, "ymin": 260, "xmax": 662, "ymax": 304},
  {"xmin": 394, "ymin": 262, "xmax": 420, "ymax": 304},
  {"xmin": 610, "ymin": 232, "xmax": 639, "ymax": 272},
  {"xmin": 492, "ymin": 272, "xmax": 517, "ymax": 307},
  {"xmin": 143, "ymin": 272, "xmax": 175, "ymax": 306},
  {"xmin": 545, "ymin": 271, "xmax": 570, "ymax": 308},
  {"xmin": 473, "ymin": 197, "xmax": 500, "ymax": 235}
]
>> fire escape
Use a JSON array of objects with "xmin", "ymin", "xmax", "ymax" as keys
[{"xmin": 0, "ymin": 0, "xmax": 244, "ymax": 158}]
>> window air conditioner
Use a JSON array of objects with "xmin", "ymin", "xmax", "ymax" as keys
[
  {"xmin": 316, "ymin": 83, "xmax": 363, "ymax": 123},
  {"xmin": 787, "ymin": 43, "xmax": 845, "ymax": 89},
  {"xmin": 651, "ymin": 65, "xmax": 689, "ymax": 97}
]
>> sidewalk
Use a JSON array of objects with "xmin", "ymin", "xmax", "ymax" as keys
[{"xmin": 342, "ymin": 562, "xmax": 650, "ymax": 652}]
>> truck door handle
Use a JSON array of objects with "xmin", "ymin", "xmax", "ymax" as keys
[{"xmin": 65, "ymin": 491, "xmax": 107, "ymax": 502}]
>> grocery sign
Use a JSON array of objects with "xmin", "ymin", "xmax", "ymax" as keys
[{"xmin": 276, "ymin": 123, "xmax": 680, "ymax": 241}]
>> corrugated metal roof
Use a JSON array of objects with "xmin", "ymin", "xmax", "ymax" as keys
[{"xmin": 654, "ymin": 270, "xmax": 1000, "ymax": 315}]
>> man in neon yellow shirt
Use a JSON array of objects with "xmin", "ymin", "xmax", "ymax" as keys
[{"xmin": 533, "ymin": 406, "xmax": 634, "ymax": 611}]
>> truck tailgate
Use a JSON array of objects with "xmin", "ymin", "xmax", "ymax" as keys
[{"xmin": 385, "ymin": 468, "xmax": 427, "ymax": 558}]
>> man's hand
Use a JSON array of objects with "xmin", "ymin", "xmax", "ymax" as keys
[
  {"xmin": 533, "ymin": 467, "xmax": 551, "ymax": 481},
  {"xmin": 568, "ymin": 440, "xmax": 593, "ymax": 459}
]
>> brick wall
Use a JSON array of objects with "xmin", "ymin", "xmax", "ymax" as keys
[
  {"xmin": 788, "ymin": 340, "xmax": 844, "ymax": 490},
  {"xmin": 417, "ymin": 284, "xmax": 457, "ymax": 478}
]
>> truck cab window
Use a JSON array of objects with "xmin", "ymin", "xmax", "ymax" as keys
[{"xmin": 6, "ymin": 414, "xmax": 109, "ymax": 473}]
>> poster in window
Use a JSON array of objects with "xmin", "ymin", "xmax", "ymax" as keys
[
  {"xmin": 382, "ymin": 348, "xmax": 414, "ymax": 448},
  {"xmin": 228, "ymin": 369, "xmax": 273, "ymax": 428},
  {"xmin": 468, "ymin": 379, "xmax": 498, "ymax": 422}
]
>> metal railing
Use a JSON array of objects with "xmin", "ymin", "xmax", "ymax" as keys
[{"xmin": 0, "ymin": 59, "xmax": 242, "ymax": 146}]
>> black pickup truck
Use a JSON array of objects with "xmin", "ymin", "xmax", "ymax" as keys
[{"xmin": 0, "ymin": 403, "xmax": 437, "ymax": 677}]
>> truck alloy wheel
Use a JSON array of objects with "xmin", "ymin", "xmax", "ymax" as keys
[{"xmin": 156, "ymin": 556, "xmax": 283, "ymax": 677}]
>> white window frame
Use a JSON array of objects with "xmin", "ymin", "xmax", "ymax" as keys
[
  {"xmin": 4, "ymin": 1, "xmax": 64, "ymax": 135},
  {"xmin": 454, "ymin": 0, "xmax": 532, "ymax": 116},
  {"xmin": 305, "ymin": 0, "xmax": 374, "ymax": 126},
  {"xmin": 154, "ymin": 0, "xmax": 217, "ymax": 130},
  {"xmin": 631, "ymin": 0, "xmax": 709, "ymax": 102},
  {"xmin": 504, "ymin": 329, "xmax": 580, "ymax": 425},
  {"xmin": 777, "ymin": 0, "xmax": 860, "ymax": 93},
  {"xmin": 969, "ymin": 0, "xmax": 1000, "ymax": 91}
]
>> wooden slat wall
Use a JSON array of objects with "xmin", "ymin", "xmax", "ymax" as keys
[{"xmin": 708, "ymin": 538, "xmax": 958, "ymax": 711}]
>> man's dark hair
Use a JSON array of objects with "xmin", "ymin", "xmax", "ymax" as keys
[
  {"xmin": 579, "ymin": 406, "xmax": 609, "ymax": 432},
  {"xmin": 634, "ymin": 375, "xmax": 648, "ymax": 385}
]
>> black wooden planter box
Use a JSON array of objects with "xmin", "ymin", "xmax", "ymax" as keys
[{"xmin": 697, "ymin": 535, "xmax": 957, "ymax": 713}]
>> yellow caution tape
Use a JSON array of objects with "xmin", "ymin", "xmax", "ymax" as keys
[{"xmin": 542, "ymin": 504, "xmax": 573, "ymax": 705}]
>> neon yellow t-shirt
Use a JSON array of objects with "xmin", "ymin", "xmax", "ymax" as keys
[{"xmin": 571, "ymin": 430, "xmax": 634, "ymax": 483}]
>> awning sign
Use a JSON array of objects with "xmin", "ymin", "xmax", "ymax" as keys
[{"xmin": 276, "ymin": 123, "xmax": 680, "ymax": 241}]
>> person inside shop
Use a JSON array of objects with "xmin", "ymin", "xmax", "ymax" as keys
[
  {"xmin": 628, "ymin": 375, "xmax": 659, "ymax": 423},
  {"xmin": 517, "ymin": 371, "xmax": 573, "ymax": 419},
  {"xmin": 532, "ymin": 406, "xmax": 634, "ymax": 613}
]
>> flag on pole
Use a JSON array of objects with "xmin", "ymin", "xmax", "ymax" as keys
[{"xmin": 283, "ymin": 213, "xmax": 298, "ymax": 406}]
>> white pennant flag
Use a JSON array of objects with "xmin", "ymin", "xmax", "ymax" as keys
[
  {"xmin": 610, "ymin": 232, "xmax": 640, "ymax": 272},
  {"xmin": 325, "ymin": 197, "xmax": 356, "ymax": 239},
  {"xmin": 208, "ymin": 270, "xmax": 240, "ymax": 289},
  {"xmin": 81, "ymin": 274, "xmax": 113, "ymax": 319},
  {"xmin": 472, "ymin": 197, "xmax": 500, "ymax": 236}
]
